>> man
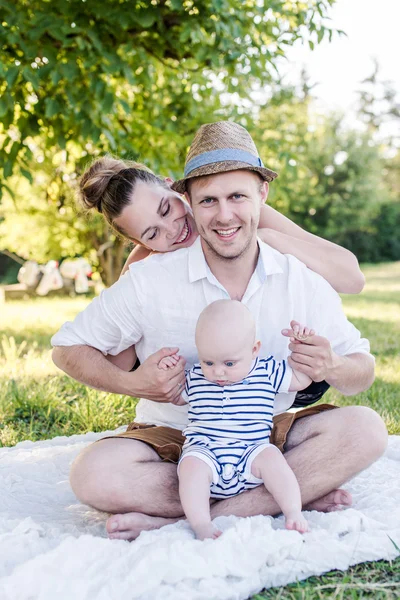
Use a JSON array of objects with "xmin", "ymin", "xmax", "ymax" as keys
[{"xmin": 52, "ymin": 121, "xmax": 387, "ymax": 541}]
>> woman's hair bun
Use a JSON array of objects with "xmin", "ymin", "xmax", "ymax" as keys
[
  {"xmin": 79, "ymin": 157, "xmax": 129, "ymax": 213},
  {"xmin": 77, "ymin": 155, "xmax": 162, "ymax": 238}
]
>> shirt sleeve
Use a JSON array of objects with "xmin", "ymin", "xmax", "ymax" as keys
[
  {"xmin": 263, "ymin": 357, "xmax": 292, "ymax": 394},
  {"xmin": 180, "ymin": 370, "xmax": 191, "ymax": 404},
  {"xmin": 51, "ymin": 270, "xmax": 143, "ymax": 356}
]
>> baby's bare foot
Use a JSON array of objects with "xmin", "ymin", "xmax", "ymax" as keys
[
  {"xmin": 193, "ymin": 522, "xmax": 222, "ymax": 540},
  {"xmin": 285, "ymin": 513, "xmax": 309, "ymax": 533}
]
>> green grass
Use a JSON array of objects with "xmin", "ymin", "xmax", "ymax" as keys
[
  {"xmin": 0, "ymin": 262, "xmax": 399, "ymax": 597},
  {"xmin": 0, "ymin": 297, "xmax": 138, "ymax": 446}
]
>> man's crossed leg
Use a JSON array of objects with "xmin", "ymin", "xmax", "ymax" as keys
[{"xmin": 70, "ymin": 405, "xmax": 388, "ymax": 541}]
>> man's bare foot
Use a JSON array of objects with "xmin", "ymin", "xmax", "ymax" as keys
[
  {"xmin": 106, "ymin": 512, "xmax": 179, "ymax": 541},
  {"xmin": 304, "ymin": 489, "xmax": 352, "ymax": 513},
  {"xmin": 192, "ymin": 522, "xmax": 222, "ymax": 540},
  {"xmin": 285, "ymin": 513, "xmax": 308, "ymax": 533}
]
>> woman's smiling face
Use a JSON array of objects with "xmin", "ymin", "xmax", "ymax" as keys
[{"xmin": 114, "ymin": 180, "xmax": 198, "ymax": 252}]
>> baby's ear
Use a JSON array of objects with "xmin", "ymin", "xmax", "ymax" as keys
[
  {"xmin": 164, "ymin": 177, "xmax": 174, "ymax": 186},
  {"xmin": 252, "ymin": 340, "xmax": 261, "ymax": 357}
]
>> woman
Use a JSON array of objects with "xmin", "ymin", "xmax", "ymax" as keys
[{"xmin": 80, "ymin": 156, "xmax": 365, "ymax": 371}]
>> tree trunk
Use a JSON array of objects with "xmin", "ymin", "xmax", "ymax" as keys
[
  {"xmin": 87, "ymin": 228, "xmax": 129, "ymax": 288},
  {"xmin": 96, "ymin": 234, "xmax": 127, "ymax": 287}
]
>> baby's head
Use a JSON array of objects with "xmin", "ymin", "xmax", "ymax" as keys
[{"xmin": 195, "ymin": 300, "xmax": 260, "ymax": 385}]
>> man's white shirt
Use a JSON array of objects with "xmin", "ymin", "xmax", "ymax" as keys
[{"xmin": 51, "ymin": 237, "xmax": 371, "ymax": 430}]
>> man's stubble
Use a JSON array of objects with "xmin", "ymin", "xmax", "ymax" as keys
[{"xmin": 199, "ymin": 216, "xmax": 259, "ymax": 263}]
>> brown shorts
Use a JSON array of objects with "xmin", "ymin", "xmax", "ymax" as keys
[{"xmin": 102, "ymin": 403, "xmax": 336, "ymax": 463}]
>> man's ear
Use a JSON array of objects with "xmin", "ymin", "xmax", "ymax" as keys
[
  {"xmin": 164, "ymin": 177, "xmax": 174, "ymax": 186},
  {"xmin": 260, "ymin": 181, "xmax": 269, "ymax": 205},
  {"xmin": 252, "ymin": 340, "xmax": 261, "ymax": 358},
  {"xmin": 184, "ymin": 191, "xmax": 192, "ymax": 207}
]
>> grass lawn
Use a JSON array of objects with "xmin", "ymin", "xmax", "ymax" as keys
[{"xmin": 1, "ymin": 261, "xmax": 399, "ymax": 597}]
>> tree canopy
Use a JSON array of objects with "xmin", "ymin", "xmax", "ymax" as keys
[{"xmin": 0, "ymin": 0, "xmax": 336, "ymax": 188}]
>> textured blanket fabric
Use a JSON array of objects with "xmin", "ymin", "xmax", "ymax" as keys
[{"xmin": 0, "ymin": 430, "xmax": 399, "ymax": 600}]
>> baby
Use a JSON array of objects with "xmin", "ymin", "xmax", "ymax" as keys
[{"xmin": 159, "ymin": 300, "xmax": 315, "ymax": 540}]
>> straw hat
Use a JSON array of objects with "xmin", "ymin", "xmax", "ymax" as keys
[{"xmin": 171, "ymin": 121, "xmax": 278, "ymax": 194}]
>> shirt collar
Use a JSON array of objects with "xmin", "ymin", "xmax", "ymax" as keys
[
  {"xmin": 188, "ymin": 236, "xmax": 283, "ymax": 284},
  {"xmin": 188, "ymin": 237, "xmax": 208, "ymax": 283},
  {"xmin": 256, "ymin": 237, "xmax": 284, "ymax": 281}
]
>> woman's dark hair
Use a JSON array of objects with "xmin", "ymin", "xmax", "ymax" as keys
[{"xmin": 79, "ymin": 156, "xmax": 166, "ymax": 237}]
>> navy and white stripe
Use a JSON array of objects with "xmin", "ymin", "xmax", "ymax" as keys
[
  {"xmin": 180, "ymin": 438, "xmax": 273, "ymax": 499},
  {"xmin": 182, "ymin": 356, "xmax": 288, "ymax": 443},
  {"xmin": 179, "ymin": 356, "xmax": 290, "ymax": 498}
]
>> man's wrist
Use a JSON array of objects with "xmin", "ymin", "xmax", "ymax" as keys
[
  {"xmin": 325, "ymin": 351, "xmax": 346, "ymax": 385},
  {"xmin": 117, "ymin": 368, "xmax": 139, "ymax": 397}
]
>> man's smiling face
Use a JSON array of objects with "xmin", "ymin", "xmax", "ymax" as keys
[{"xmin": 186, "ymin": 170, "xmax": 267, "ymax": 261}]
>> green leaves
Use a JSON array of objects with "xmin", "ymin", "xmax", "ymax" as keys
[
  {"xmin": 133, "ymin": 8, "xmax": 158, "ymax": 28},
  {"xmin": 0, "ymin": 99, "xmax": 9, "ymax": 118},
  {"xmin": 102, "ymin": 92, "xmax": 114, "ymax": 114},
  {"xmin": 20, "ymin": 168, "xmax": 33, "ymax": 184},
  {"xmin": 0, "ymin": 0, "xmax": 336, "ymax": 185},
  {"xmin": 5, "ymin": 66, "xmax": 20, "ymax": 88},
  {"xmin": 45, "ymin": 99, "xmax": 61, "ymax": 119}
]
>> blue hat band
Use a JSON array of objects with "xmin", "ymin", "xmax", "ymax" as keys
[{"xmin": 184, "ymin": 149, "xmax": 264, "ymax": 177}]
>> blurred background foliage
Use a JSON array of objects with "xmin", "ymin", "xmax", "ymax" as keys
[{"xmin": 0, "ymin": 0, "xmax": 399, "ymax": 286}]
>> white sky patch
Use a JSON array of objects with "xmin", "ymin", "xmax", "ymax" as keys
[{"xmin": 280, "ymin": 0, "xmax": 400, "ymax": 132}]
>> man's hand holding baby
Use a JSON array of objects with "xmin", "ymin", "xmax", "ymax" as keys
[
  {"xmin": 158, "ymin": 353, "xmax": 187, "ymax": 405},
  {"xmin": 282, "ymin": 320, "xmax": 336, "ymax": 382},
  {"xmin": 130, "ymin": 347, "xmax": 186, "ymax": 404}
]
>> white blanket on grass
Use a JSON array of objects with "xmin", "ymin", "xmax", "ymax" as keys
[{"xmin": 0, "ymin": 430, "xmax": 399, "ymax": 600}]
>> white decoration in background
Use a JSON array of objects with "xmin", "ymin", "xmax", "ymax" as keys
[
  {"xmin": 59, "ymin": 258, "xmax": 92, "ymax": 293},
  {"xmin": 17, "ymin": 261, "xmax": 41, "ymax": 288},
  {"xmin": 17, "ymin": 258, "xmax": 92, "ymax": 296},
  {"xmin": 35, "ymin": 261, "xmax": 63, "ymax": 296}
]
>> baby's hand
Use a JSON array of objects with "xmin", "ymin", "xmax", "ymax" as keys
[
  {"xmin": 282, "ymin": 320, "xmax": 315, "ymax": 343},
  {"xmin": 158, "ymin": 353, "xmax": 180, "ymax": 370}
]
